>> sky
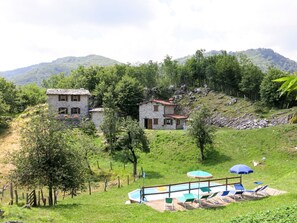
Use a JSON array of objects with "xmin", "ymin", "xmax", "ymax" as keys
[{"xmin": 1, "ymin": 0, "xmax": 297, "ymax": 71}]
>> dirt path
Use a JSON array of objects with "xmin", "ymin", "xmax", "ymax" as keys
[{"xmin": 0, "ymin": 119, "xmax": 22, "ymax": 184}]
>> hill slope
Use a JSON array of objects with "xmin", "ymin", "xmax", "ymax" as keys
[
  {"xmin": 178, "ymin": 48, "xmax": 297, "ymax": 73},
  {"xmin": 0, "ymin": 55, "xmax": 121, "ymax": 85}
]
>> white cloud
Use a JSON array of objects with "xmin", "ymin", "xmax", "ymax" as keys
[{"xmin": 1, "ymin": 0, "xmax": 297, "ymax": 71}]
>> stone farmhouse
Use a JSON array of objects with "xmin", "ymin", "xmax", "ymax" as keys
[
  {"xmin": 139, "ymin": 99, "xmax": 187, "ymax": 130},
  {"xmin": 46, "ymin": 88, "xmax": 91, "ymax": 119}
]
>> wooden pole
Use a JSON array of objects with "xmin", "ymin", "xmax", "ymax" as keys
[
  {"xmin": 9, "ymin": 181, "xmax": 13, "ymax": 205},
  {"xmin": 14, "ymin": 190, "xmax": 18, "ymax": 205},
  {"xmin": 104, "ymin": 179, "xmax": 108, "ymax": 192},
  {"xmin": 127, "ymin": 175, "xmax": 129, "ymax": 185},
  {"xmin": 117, "ymin": 176, "xmax": 120, "ymax": 188},
  {"xmin": 38, "ymin": 191, "xmax": 41, "ymax": 206},
  {"xmin": 97, "ymin": 160, "xmax": 100, "ymax": 169},
  {"xmin": 88, "ymin": 181, "xmax": 92, "ymax": 195}
]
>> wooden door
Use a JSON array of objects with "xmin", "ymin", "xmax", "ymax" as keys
[{"xmin": 148, "ymin": 119, "xmax": 153, "ymax": 129}]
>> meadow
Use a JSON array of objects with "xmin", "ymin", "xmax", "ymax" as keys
[{"xmin": 1, "ymin": 124, "xmax": 297, "ymax": 222}]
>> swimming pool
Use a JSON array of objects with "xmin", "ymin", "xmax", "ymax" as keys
[{"xmin": 128, "ymin": 181, "xmax": 234, "ymax": 203}]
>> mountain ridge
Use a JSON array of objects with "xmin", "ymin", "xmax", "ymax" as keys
[{"xmin": 0, "ymin": 55, "xmax": 121, "ymax": 85}]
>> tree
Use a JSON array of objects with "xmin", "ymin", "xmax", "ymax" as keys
[
  {"xmin": 239, "ymin": 55, "xmax": 264, "ymax": 100},
  {"xmin": 11, "ymin": 111, "xmax": 87, "ymax": 206},
  {"xmin": 114, "ymin": 75, "xmax": 144, "ymax": 119},
  {"xmin": 117, "ymin": 117, "xmax": 149, "ymax": 176},
  {"xmin": 188, "ymin": 107, "xmax": 215, "ymax": 161},
  {"xmin": 18, "ymin": 84, "xmax": 47, "ymax": 110},
  {"xmin": 101, "ymin": 89, "xmax": 119, "ymax": 152},
  {"xmin": 260, "ymin": 68, "xmax": 296, "ymax": 108}
]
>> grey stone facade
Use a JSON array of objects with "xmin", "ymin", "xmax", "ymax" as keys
[
  {"xmin": 46, "ymin": 88, "xmax": 91, "ymax": 119},
  {"xmin": 139, "ymin": 99, "xmax": 187, "ymax": 130},
  {"xmin": 89, "ymin": 108, "xmax": 104, "ymax": 130}
]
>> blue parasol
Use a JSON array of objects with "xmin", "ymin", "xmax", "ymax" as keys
[{"xmin": 230, "ymin": 164, "xmax": 254, "ymax": 174}]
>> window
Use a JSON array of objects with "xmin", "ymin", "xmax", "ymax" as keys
[
  {"xmin": 164, "ymin": 119, "xmax": 173, "ymax": 125},
  {"xmin": 58, "ymin": 107, "xmax": 68, "ymax": 114},
  {"xmin": 154, "ymin": 105, "xmax": 159, "ymax": 111},
  {"xmin": 71, "ymin": 95, "xmax": 80, "ymax": 101},
  {"xmin": 153, "ymin": 118, "xmax": 158, "ymax": 125},
  {"xmin": 71, "ymin": 107, "xmax": 80, "ymax": 114},
  {"xmin": 59, "ymin": 95, "xmax": 68, "ymax": 101}
]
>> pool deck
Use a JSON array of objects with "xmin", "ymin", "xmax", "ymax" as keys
[{"xmin": 143, "ymin": 187, "xmax": 286, "ymax": 212}]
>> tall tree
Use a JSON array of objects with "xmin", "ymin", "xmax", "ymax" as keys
[
  {"xmin": 117, "ymin": 117, "xmax": 149, "ymax": 176},
  {"xmin": 239, "ymin": 55, "xmax": 264, "ymax": 100},
  {"xmin": 115, "ymin": 75, "xmax": 144, "ymax": 119},
  {"xmin": 100, "ymin": 88, "xmax": 119, "ymax": 153},
  {"xmin": 188, "ymin": 107, "xmax": 215, "ymax": 161},
  {"xmin": 11, "ymin": 111, "xmax": 87, "ymax": 206}
]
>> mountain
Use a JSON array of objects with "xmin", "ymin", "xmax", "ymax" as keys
[
  {"xmin": 0, "ymin": 55, "xmax": 121, "ymax": 85},
  {"xmin": 178, "ymin": 48, "xmax": 297, "ymax": 73}
]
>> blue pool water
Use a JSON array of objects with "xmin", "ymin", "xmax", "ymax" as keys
[{"xmin": 128, "ymin": 182, "xmax": 233, "ymax": 202}]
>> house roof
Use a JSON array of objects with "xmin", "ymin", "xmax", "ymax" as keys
[
  {"xmin": 89, "ymin": 108, "xmax": 104, "ymax": 112},
  {"xmin": 46, "ymin": 88, "xmax": 91, "ymax": 96},
  {"xmin": 164, "ymin": 114, "xmax": 188, "ymax": 119},
  {"xmin": 140, "ymin": 99, "xmax": 176, "ymax": 106}
]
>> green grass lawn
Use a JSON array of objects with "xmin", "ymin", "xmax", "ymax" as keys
[{"xmin": 1, "ymin": 124, "xmax": 297, "ymax": 222}]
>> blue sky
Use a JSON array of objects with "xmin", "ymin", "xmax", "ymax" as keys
[{"xmin": 1, "ymin": 0, "xmax": 297, "ymax": 71}]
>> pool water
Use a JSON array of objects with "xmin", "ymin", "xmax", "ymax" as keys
[{"xmin": 128, "ymin": 182, "xmax": 233, "ymax": 202}]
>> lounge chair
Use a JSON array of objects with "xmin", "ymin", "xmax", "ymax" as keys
[
  {"xmin": 234, "ymin": 183, "xmax": 245, "ymax": 191},
  {"xmin": 177, "ymin": 193, "xmax": 196, "ymax": 207},
  {"xmin": 245, "ymin": 185, "xmax": 269, "ymax": 197},
  {"xmin": 200, "ymin": 187, "xmax": 211, "ymax": 193},
  {"xmin": 199, "ymin": 192, "xmax": 219, "ymax": 205},
  {"xmin": 164, "ymin": 197, "xmax": 174, "ymax": 210}
]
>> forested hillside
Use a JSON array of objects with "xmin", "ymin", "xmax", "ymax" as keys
[
  {"xmin": 0, "ymin": 55, "xmax": 120, "ymax": 85},
  {"xmin": 1, "ymin": 48, "xmax": 297, "ymax": 86},
  {"xmin": 178, "ymin": 48, "xmax": 297, "ymax": 73}
]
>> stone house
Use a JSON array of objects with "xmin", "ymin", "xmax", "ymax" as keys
[
  {"xmin": 139, "ymin": 99, "xmax": 187, "ymax": 130},
  {"xmin": 46, "ymin": 88, "xmax": 91, "ymax": 119}
]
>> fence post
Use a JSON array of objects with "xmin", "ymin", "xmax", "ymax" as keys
[
  {"xmin": 118, "ymin": 176, "xmax": 120, "ymax": 188},
  {"xmin": 88, "ymin": 181, "xmax": 92, "ymax": 195},
  {"xmin": 188, "ymin": 182, "xmax": 191, "ymax": 193},
  {"xmin": 38, "ymin": 191, "xmax": 41, "ymax": 206},
  {"xmin": 168, "ymin": 185, "xmax": 171, "ymax": 198},
  {"xmin": 97, "ymin": 161, "xmax": 100, "ymax": 169},
  {"xmin": 226, "ymin": 178, "xmax": 228, "ymax": 191},
  {"xmin": 9, "ymin": 181, "xmax": 13, "ymax": 205},
  {"xmin": 14, "ymin": 190, "xmax": 18, "ymax": 205},
  {"xmin": 104, "ymin": 178, "xmax": 108, "ymax": 192},
  {"xmin": 127, "ymin": 175, "xmax": 129, "ymax": 185},
  {"xmin": 26, "ymin": 193, "xmax": 28, "ymax": 205}
]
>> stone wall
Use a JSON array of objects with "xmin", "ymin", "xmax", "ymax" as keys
[
  {"xmin": 47, "ymin": 94, "xmax": 89, "ymax": 118},
  {"xmin": 139, "ymin": 102, "xmax": 180, "ymax": 130},
  {"xmin": 90, "ymin": 111, "xmax": 104, "ymax": 130}
]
